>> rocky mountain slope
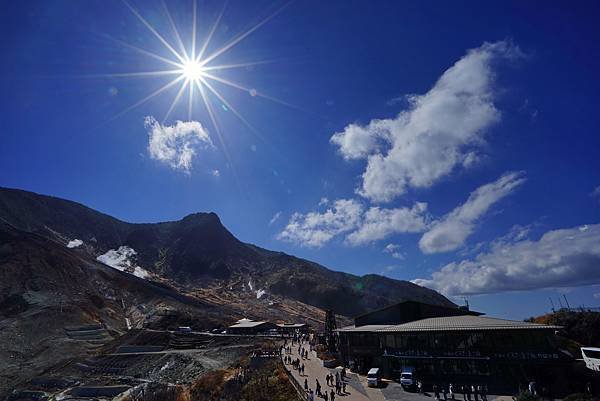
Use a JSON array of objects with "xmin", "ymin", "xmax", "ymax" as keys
[{"xmin": 0, "ymin": 186, "xmax": 453, "ymax": 317}]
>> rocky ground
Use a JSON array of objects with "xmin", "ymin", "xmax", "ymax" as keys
[{"xmin": 4, "ymin": 329, "xmax": 286, "ymax": 400}]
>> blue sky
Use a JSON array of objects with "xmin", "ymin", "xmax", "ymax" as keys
[{"xmin": 2, "ymin": 0, "xmax": 600, "ymax": 319}]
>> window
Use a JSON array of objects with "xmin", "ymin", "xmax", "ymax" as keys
[{"xmin": 583, "ymin": 349, "xmax": 600, "ymax": 359}]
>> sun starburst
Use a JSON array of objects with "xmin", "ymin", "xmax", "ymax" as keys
[{"xmin": 96, "ymin": 0, "xmax": 292, "ymax": 148}]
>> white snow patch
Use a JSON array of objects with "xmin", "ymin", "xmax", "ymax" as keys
[
  {"xmin": 256, "ymin": 289, "xmax": 267, "ymax": 299},
  {"xmin": 67, "ymin": 239, "xmax": 83, "ymax": 248},
  {"xmin": 248, "ymin": 280, "xmax": 254, "ymax": 291},
  {"xmin": 96, "ymin": 246, "xmax": 151, "ymax": 280},
  {"xmin": 133, "ymin": 266, "xmax": 151, "ymax": 279}
]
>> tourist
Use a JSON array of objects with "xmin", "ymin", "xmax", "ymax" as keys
[
  {"xmin": 449, "ymin": 383, "xmax": 455, "ymax": 400},
  {"xmin": 342, "ymin": 381, "xmax": 347, "ymax": 394},
  {"xmin": 417, "ymin": 380, "xmax": 423, "ymax": 393},
  {"xmin": 433, "ymin": 383, "xmax": 439, "ymax": 400},
  {"xmin": 324, "ymin": 390, "xmax": 329, "ymax": 401},
  {"xmin": 316, "ymin": 379, "xmax": 321, "ymax": 396},
  {"xmin": 326, "ymin": 374, "xmax": 330, "ymax": 386},
  {"xmin": 305, "ymin": 378, "xmax": 308, "ymax": 391},
  {"xmin": 472, "ymin": 385, "xmax": 478, "ymax": 401},
  {"xmin": 443, "ymin": 384, "xmax": 448, "ymax": 401},
  {"xmin": 465, "ymin": 384, "xmax": 472, "ymax": 401},
  {"xmin": 330, "ymin": 389, "xmax": 335, "ymax": 401},
  {"xmin": 481, "ymin": 385, "xmax": 487, "ymax": 401},
  {"xmin": 528, "ymin": 381, "xmax": 536, "ymax": 396},
  {"xmin": 309, "ymin": 389, "xmax": 315, "ymax": 401}
]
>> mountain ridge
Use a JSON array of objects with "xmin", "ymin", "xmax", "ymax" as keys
[{"xmin": 0, "ymin": 186, "xmax": 454, "ymax": 317}]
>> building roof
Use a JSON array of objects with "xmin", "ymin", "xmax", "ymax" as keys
[
  {"xmin": 352, "ymin": 300, "xmax": 483, "ymax": 320},
  {"xmin": 337, "ymin": 324, "xmax": 394, "ymax": 332},
  {"xmin": 376, "ymin": 315, "xmax": 561, "ymax": 332},
  {"xmin": 276, "ymin": 323, "xmax": 307, "ymax": 328},
  {"xmin": 229, "ymin": 320, "xmax": 270, "ymax": 329}
]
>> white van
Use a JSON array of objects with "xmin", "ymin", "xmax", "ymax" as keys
[
  {"xmin": 400, "ymin": 367, "xmax": 415, "ymax": 389},
  {"xmin": 582, "ymin": 347, "xmax": 600, "ymax": 371},
  {"xmin": 367, "ymin": 368, "xmax": 381, "ymax": 387}
]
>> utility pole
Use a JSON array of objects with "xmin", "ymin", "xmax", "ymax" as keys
[{"xmin": 563, "ymin": 294, "xmax": 571, "ymax": 310}]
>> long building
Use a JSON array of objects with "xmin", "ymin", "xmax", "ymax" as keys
[{"xmin": 337, "ymin": 301, "xmax": 572, "ymax": 393}]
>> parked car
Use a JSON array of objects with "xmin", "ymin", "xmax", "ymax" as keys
[
  {"xmin": 400, "ymin": 367, "xmax": 416, "ymax": 389},
  {"xmin": 177, "ymin": 326, "xmax": 192, "ymax": 333},
  {"xmin": 367, "ymin": 368, "xmax": 381, "ymax": 387}
]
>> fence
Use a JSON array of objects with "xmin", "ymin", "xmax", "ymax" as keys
[{"xmin": 281, "ymin": 354, "xmax": 308, "ymax": 401}]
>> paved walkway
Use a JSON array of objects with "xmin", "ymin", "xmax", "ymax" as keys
[{"xmin": 282, "ymin": 340, "xmax": 385, "ymax": 401}]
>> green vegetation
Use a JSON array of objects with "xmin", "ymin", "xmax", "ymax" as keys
[{"xmin": 527, "ymin": 310, "xmax": 600, "ymax": 349}]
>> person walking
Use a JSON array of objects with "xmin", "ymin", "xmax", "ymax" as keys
[
  {"xmin": 304, "ymin": 378, "xmax": 308, "ymax": 391},
  {"xmin": 330, "ymin": 389, "xmax": 335, "ymax": 401},
  {"xmin": 449, "ymin": 383, "xmax": 455, "ymax": 400},
  {"xmin": 324, "ymin": 390, "xmax": 328, "ymax": 401},
  {"xmin": 528, "ymin": 381, "xmax": 536, "ymax": 397},
  {"xmin": 316, "ymin": 379, "xmax": 321, "ymax": 397},
  {"xmin": 434, "ymin": 384, "xmax": 439, "ymax": 400}
]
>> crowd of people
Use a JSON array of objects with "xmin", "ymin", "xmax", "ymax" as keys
[
  {"xmin": 282, "ymin": 333, "xmax": 351, "ymax": 401},
  {"xmin": 417, "ymin": 382, "xmax": 488, "ymax": 401}
]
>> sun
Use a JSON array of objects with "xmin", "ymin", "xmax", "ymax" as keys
[
  {"xmin": 181, "ymin": 59, "xmax": 204, "ymax": 82},
  {"xmin": 92, "ymin": 0, "xmax": 294, "ymax": 175}
]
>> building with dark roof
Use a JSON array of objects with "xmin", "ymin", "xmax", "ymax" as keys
[
  {"xmin": 337, "ymin": 301, "xmax": 572, "ymax": 393},
  {"xmin": 353, "ymin": 300, "xmax": 482, "ymax": 327}
]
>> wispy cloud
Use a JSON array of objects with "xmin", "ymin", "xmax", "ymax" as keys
[
  {"xmin": 419, "ymin": 171, "xmax": 526, "ymax": 254},
  {"xmin": 330, "ymin": 40, "xmax": 522, "ymax": 202},
  {"xmin": 591, "ymin": 185, "xmax": 600, "ymax": 201},
  {"xmin": 277, "ymin": 199, "xmax": 363, "ymax": 247},
  {"xmin": 346, "ymin": 203, "xmax": 429, "ymax": 246},
  {"xmin": 145, "ymin": 116, "xmax": 213, "ymax": 172},
  {"xmin": 269, "ymin": 211, "xmax": 282, "ymax": 226},
  {"xmin": 413, "ymin": 223, "xmax": 600, "ymax": 296},
  {"xmin": 383, "ymin": 243, "xmax": 405, "ymax": 260},
  {"xmin": 277, "ymin": 199, "xmax": 428, "ymax": 247}
]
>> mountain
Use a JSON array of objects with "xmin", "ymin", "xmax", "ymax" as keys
[
  {"xmin": 0, "ymin": 186, "xmax": 454, "ymax": 317},
  {"xmin": 0, "ymin": 219, "xmax": 234, "ymax": 395}
]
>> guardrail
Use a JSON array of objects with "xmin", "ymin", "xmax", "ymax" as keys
[{"xmin": 281, "ymin": 354, "xmax": 308, "ymax": 401}]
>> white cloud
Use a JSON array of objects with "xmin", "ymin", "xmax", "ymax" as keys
[
  {"xmin": 594, "ymin": 293, "xmax": 600, "ymax": 300},
  {"xmin": 318, "ymin": 197, "xmax": 330, "ymax": 206},
  {"xmin": 346, "ymin": 202, "xmax": 429, "ymax": 246},
  {"xmin": 330, "ymin": 41, "xmax": 521, "ymax": 202},
  {"xmin": 413, "ymin": 223, "xmax": 600, "ymax": 296},
  {"xmin": 145, "ymin": 116, "xmax": 213, "ymax": 172},
  {"xmin": 66, "ymin": 239, "xmax": 83, "ymax": 248},
  {"xmin": 592, "ymin": 185, "xmax": 600, "ymax": 200},
  {"xmin": 278, "ymin": 199, "xmax": 428, "ymax": 247},
  {"xmin": 277, "ymin": 199, "xmax": 364, "ymax": 247},
  {"xmin": 419, "ymin": 171, "xmax": 526, "ymax": 254},
  {"xmin": 383, "ymin": 243, "xmax": 405, "ymax": 260},
  {"xmin": 211, "ymin": 169, "xmax": 220, "ymax": 177},
  {"xmin": 269, "ymin": 211, "xmax": 282, "ymax": 226}
]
